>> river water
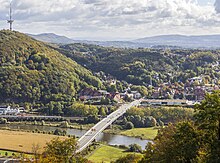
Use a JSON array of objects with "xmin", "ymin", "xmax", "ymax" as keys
[{"xmin": 0, "ymin": 124, "xmax": 150, "ymax": 149}]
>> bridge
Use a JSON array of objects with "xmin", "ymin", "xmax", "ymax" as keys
[{"xmin": 76, "ymin": 99, "xmax": 142, "ymax": 153}]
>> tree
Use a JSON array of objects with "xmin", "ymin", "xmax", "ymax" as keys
[
  {"xmin": 115, "ymin": 154, "xmax": 143, "ymax": 163},
  {"xmin": 0, "ymin": 118, "xmax": 7, "ymax": 124},
  {"xmin": 98, "ymin": 107, "xmax": 106, "ymax": 116},
  {"xmin": 142, "ymin": 122, "xmax": 202, "ymax": 162},
  {"xmin": 40, "ymin": 138, "xmax": 86, "ymax": 163},
  {"xmin": 125, "ymin": 121, "xmax": 134, "ymax": 129},
  {"xmin": 194, "ymin": 91, "xmax": 220, "ymax": 162},
  {"xmin": 150, "ymin": 117, "xmax": 157, "ymax": 127},
  {"xmin": 32, "ymin": 143, "xmax": 41, "ymax": 161},
  {"xmin": 128, "ymin": 144, "xmax": 142, "ymax": 153}
]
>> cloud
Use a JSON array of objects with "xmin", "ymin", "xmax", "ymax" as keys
[
  {"xmin": 215, "ymin": 0, "xmax": 220, "ymax": 13},
  {"xmin": 0, "ymin": 0, "xmax": 219, "ymax": 39}
]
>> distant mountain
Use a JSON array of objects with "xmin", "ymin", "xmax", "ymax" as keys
[
  {"xmin": 133, "ymin": 34, "xmax": 220, "ymax": 49},
  {"xmin": 28, "ymin": 33, "xmax": 74, "ymax": 44},
  {"xmin": 29, "ymin": 33, "xmax": 220, "ymax": 49}
]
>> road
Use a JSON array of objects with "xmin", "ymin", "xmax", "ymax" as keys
[
  {"xmin": 0, "ymin": 158, "xmax": 20, "ymax": 163},
  {"xmin": 76, "ymin": 99, "xmax": 142, "ymax": 153}
]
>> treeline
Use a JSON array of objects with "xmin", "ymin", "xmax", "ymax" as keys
[{"xmin": 114, "ymin": 106, "xmax": 194, "ymax": 130}]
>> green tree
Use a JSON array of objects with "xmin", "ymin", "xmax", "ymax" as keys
[
  {"xmin": 40, "ymin": 138, "xmax": 87, "ymax": 163},
  {"xmin": 142, "ymin": 122, "xmax": 201, "ymax": 162},
  {"xmin": 194, "ymin": 91, "xmax": 220, "ymax": 162},
  {"xmin": 125, "ymin": 121, "xmax": 134, "ymax": 129},
  {"xmin": 98, "ymin": 107, "xmax": 106, "ymax": 116},
  {"xmin": 115, "ymin": 154, "xmax": 143, "ymax": 163},
  {"xmin": 128, "ymin": 144, "xmax": 142, "ymax": 153}
]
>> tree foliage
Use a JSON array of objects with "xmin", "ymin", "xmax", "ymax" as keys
[{"xmin": 0, "ymin": 30, "xmax": 102, "ymax": 115}]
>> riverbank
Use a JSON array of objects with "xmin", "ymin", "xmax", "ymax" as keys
[
  {"xmin": 87, "ymin": 144, "xmax": 143, "ymax": 163},
  {"xmin": 120, "ymin": 127, "xmax": 159, "ymax": 140}
]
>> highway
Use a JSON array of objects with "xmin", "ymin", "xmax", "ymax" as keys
[{"xmin": 76, "ymin": 99, "xmax": 142, "ymax": 153}]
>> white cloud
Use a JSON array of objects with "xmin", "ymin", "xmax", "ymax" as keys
[{"xmin": 0, "ymin": 0, "xmax": 219, "ymax": 40}]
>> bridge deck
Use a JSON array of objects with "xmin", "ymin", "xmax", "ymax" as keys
[{"xmin": 76, "ymin": 99, "xmax": 142, "ymax": 153}]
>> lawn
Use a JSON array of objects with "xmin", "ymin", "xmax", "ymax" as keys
[
  {"xmin": 0, "ymin": 130, "xmax": 66, "ymax": 153},
  {"xmin": 120, "ymin": 127, "xmax": 159, "ymax": 140},
  {"xmin": 87, "ymin": 145, "xmax": 142, "ymax": 163}
]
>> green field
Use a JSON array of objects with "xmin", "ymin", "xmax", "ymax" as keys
[
  {"xmin": 0, "ymin": 150, "xmax": 32, "ymax": 158},
  {"xmin": 87, "ymin": 145, "xmax": 142, "ymax": 163},
  {"xmin": 120, "ymin": 127, "xmax": 159, "ymax": 140},
  {"xmin": 0, "ymin": 150, "xmax": 18, "ymax": 157}
]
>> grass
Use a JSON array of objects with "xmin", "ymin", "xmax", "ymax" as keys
[
  {"xmin": 0, "ymin": 150, "xmax": 19, "ymax": 157},
  {"xmin": 0, "ymin": 130, "xmax": 66, "ymax": 154},
  {"xmin": 120, "ymin": 127, "xmax": 159, "ymax": 140},
  {"xmin": 0, "ymin": 150, "xmax": 33, "ymax": 158},
  {"xmin": 87, "ymin": 145, "xmax": 142, "ymax": 163}
]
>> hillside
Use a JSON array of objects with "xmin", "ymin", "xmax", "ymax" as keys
[
  {"xmin": 59, "ymin": 43, "xmax": 220, "ymax": 87},
  {"xmin": 0, "ymin": 30, "xmax": 102, "ymax": 114}
]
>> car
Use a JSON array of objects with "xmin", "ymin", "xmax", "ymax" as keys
[{"xmin": 91, "ymin": 128, "xmax": 96, "ymax": 131}]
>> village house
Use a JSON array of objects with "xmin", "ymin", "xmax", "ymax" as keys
[{"xmin": 79, "ymin": 88, "xmax": 103, "ymax": 101}]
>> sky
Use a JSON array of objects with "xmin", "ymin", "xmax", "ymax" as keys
[{"xmin": 0, "ymin": 0, "xmax": 220, "ymax": 40}]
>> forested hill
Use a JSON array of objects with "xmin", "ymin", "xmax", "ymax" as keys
[
  {"xmin": 59, "ymin": 43, "xmax": 220, "ymax": 86},
  {"xmin": 0, "ymin": 30, "xmax": 102, "ymax": 108}
]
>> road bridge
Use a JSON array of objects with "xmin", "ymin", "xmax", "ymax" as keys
[{"xmin": 76, "ymin": 99, "xmax": 142, "ymax": 153}]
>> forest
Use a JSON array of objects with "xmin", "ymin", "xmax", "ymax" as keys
[
  {"xmin": 59, "ymin": 43, "xmax": 220, "ymax": 86},
  {"xmin": 0, "ymin": 30, "xmax": 102, "ymax": 114}
]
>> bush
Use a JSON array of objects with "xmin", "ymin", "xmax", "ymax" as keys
[
  {"xmin": 60, "ymin": 121, "xmax": 69, "ymax": 128},
  {"xmin": 125, "ymin": 122, "xmax": 134, "ymax": 129},
  {"xmin": 128, "ymin": 144, "xmax": 142, "ymax": 153},
  {"xmin": 0, "ymin": 118, "xmax": 7, "ymax": 124}
]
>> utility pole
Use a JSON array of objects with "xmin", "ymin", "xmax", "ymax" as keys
[{"xmin": 7, "ymin": 2, "xmax": 14, "ymax": 31}]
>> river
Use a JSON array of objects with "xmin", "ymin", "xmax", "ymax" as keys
[{"xmin": 0, "ymin": 124, "xmax": 150, "ymax": 149}]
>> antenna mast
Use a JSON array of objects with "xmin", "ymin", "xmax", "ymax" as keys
[{"xmin": 7, "ymin": 2, "xmax": 14, "ymax": 31}]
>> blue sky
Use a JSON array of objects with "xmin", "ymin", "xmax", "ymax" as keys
[
  {"xmin": 0, "ymin": 0, "xmax": 220, "ymax": 40},
  {"xmin": 198, "ymin": 0, "xmax": 215, "ymax": 5}
]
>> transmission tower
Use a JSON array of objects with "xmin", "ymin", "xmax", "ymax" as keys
[{"xmin": 7, "ymin": 2, "xmax": 14, "ymax": 31}]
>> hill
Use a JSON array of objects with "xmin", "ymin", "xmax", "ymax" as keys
[
  {"xmin": 59, "ymin": 43, "xmax": 220, "ymax": 87},
  {"xmin": 0, "ymin": 30, "xmax": 102, "ymax": 115},
  {"xmin": 28, "ymin": 33, "xmax": 74, "ymax": 44},
  {"xmin": 134, "ymin": 34, "xmax": 220, "ymax": 48},
  {"xmin": 29, "ymin": 33, "xmax": 220, "ymax": 49}
]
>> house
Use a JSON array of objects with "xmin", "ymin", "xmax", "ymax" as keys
[
  {"xmin": 131, "ymin": 91, "xmax": 142, "ymax": 99},
  {"xmin": 79, "ymin": 88, "xmax": 103, "ymax": 101},
  {"xmin": 107, "ymin": 92, "xmax": 121, "ymax": 103},
  {"xmin": 188, "ymin": 77, "xmax": 203, "ymax": 84}
]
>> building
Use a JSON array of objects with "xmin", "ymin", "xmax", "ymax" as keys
[
  {"xmin": 0, "ymin": 106, "xmax": 20, "ymax": 115},
  {"xmin": 79, "ymin": 88, "xmax": 103, "ymax": 101},
  {"xmin": 141, "ymin": 99, "xmax": 192, "ymax": 106},
  {"xmin": 188, "ymin": 77, "xmax": 203, "ymax": 84}
]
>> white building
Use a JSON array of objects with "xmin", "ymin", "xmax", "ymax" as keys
[
  {"xmin": 140, "ymin": 99, "xmax": 192, "ymax": 106},
  {"xmin": 0, "ymin": 106, "xmax": 20, "ymax": 115}
]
